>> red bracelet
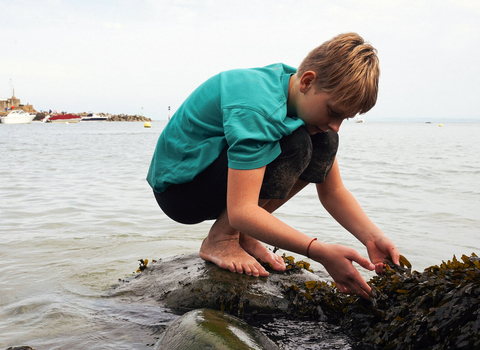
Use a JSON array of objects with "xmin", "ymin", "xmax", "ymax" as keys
[{"xmin": 306, "ymin": 238, "xmax": 317, "ymax": 258}]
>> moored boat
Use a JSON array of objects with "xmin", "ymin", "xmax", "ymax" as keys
[
  {"xmin": 81, "ymin": 113, "xmax": 107, "ymax": 122},
  {"xmin": 42, "ymin": 114, "xmax": 82, "ymax": 123},
  {"xmin": 0, "ymin": 110, "xmax": 36, "ymax": 124}
]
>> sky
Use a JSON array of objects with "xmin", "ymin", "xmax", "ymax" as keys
[{"xmin": 2, "ymin": 0, "xmax": 479, "ymax": 121}]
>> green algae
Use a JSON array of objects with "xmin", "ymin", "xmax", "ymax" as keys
[{"xmin": 283, "ymin": 253, "xmax": 480, "ymax": 350}]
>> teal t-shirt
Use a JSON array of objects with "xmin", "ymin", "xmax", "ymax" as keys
[{"xmin": 147, "ymin": 63, "xmax": 305, "ymax": 193}]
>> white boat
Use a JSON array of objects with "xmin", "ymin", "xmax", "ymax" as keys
[
  {"xmin": 81, "ymin": 113, "xmax": 107, "ymax": 122},
  {"xmin": 355, "ymin": 117, "xmax": 365, "ymax": 123},
  {"xmin": 0, "ymin": 110, "xmax": 36, "ymax": 124}
]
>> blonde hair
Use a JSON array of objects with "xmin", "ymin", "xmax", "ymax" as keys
[{"xmin": 297, "ymin": 33, "xmax": 380, "ymax": 115}]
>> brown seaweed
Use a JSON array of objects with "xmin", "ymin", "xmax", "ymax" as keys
[
  {"xmin": 283, "ymin": 253, "xmax": 480, "ymax": 350},
  {"xmin": 129, "ymin": 252, "xmax": 480, "ymax": 349},
  {"xmin": 136, "ymin": 259, "xmax": 149, "ymax": 273}
]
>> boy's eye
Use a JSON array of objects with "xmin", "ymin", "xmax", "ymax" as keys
[{"xmin": 329, "ymin": 108, "xmax": 340, "ymax": 118}]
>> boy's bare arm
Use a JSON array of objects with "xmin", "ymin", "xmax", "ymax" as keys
[{"xmin": 316, "ymin": 157, "xmax": 400, "ymax": 273}]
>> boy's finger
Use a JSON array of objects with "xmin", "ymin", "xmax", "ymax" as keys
[
  {"xmin": 392, "ymin": 250, "xmax": 401, "ymax": 266},
  {"xmin": 375, "ymin": 262, "xmax": 383, "ymax": 274},
  {"xmin": 353, "ymin": 255, "xmax": 375, "ymax": 271},
  {"xmin": 336, "ymin": 282, "xmax": 348, "ymax": 293},
  {"xmin": 346, "ymin": 280, "xmax": 371, "ymax": 300}
]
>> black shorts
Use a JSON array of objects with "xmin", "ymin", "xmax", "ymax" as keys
[{"xmin": 154, "ymin": 126, "xmax": 338, "ymax": 224}]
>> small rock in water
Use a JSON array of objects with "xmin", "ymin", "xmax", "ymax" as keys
[{"xmin": 156, "ymin": 308, "xmax": 280, "ymax": 350}]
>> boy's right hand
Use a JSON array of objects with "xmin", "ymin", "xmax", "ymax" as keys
[{"xmin": 312, "ymin": 242, "xmax": 375, "ymax": 300}]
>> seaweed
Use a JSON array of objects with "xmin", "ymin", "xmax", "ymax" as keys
[
  {"xmin": 135, "ymin": 258, "xmax": 157, "ymax": 273},
  {"xmin": 127, "ymin": 252, "xmax": 480, "ymax": 349},
  {"xmin": 281, "ymin": 253, "xmax": 314, "ymax": 273},
  {"xmin": 283, "ymin": 253, "xmax": 480, "ymax": 350},
  {"xmin": 137, "ymin": 259, "xmax": 149, "ymax": 273}
]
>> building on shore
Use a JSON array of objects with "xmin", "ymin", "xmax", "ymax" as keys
[{"xmin": 0, "ymin": 93, "xmax": 35, "ymax": 113}]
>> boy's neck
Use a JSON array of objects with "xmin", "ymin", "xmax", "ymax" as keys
[{"xmin": 287, "ymin": 74, "xmax": 300, "ymax": 117}]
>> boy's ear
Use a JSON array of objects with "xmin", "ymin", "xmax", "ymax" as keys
[{"xmin": 300, "ymin": 71, "xmax": 317, "ymax": 94}]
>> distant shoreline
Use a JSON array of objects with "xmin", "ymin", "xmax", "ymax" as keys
[
  {"xmin": 0, "ymin": 110, "xmax": 152, "ymax": 122},
  {"xmin": 33, "ymin": 112, "xmax": 152, "ymax": 122}
]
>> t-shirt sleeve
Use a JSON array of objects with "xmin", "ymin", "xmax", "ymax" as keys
[{"xmin": 223, "ymin": 108, "xmax": 282, "ymax": 170}]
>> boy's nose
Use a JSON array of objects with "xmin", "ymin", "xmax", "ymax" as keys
[{"xmin": 328, "ymin": 120, "xmax": 342, "ymax": 132}]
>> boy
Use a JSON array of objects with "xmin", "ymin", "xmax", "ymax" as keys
[{"xmin": 147, "ymin": 33, "xmax": 400, "ymax": 300}]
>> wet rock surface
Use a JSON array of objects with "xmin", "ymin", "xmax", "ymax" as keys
[
  {"xmin": 107, "ymin": 253, "xmax": 354, "ymax": 349},
  {"xmin": 107, "ymin": 252, "xmax": 480, "ymax": 349},
  {"xmin": 107, "ymin": 253, "xmax": 326, "ymax": 316}
]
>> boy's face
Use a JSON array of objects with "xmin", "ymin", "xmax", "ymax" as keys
[{"xmin": 297, "ymin": 88, "xmax": 356, "ymax": 135}]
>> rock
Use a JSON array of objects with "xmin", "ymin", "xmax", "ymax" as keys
[
  {"xmin": 107, "ymin": 253, "xmax": 357, "ymax": 349},
  {"xmin": 156, "ymin": 308, "xmax": 280, "ymax": 350},
  {"xmin": 107, "ymin": 252, "xmax": 480, "ymax": 349},
  {"xmin": 106, "ymin": 114, "xmax": 152, "ymax": 122},
  {"xmin": 107, "ymin": 253, "xmax": 326, "ymax": 316}
]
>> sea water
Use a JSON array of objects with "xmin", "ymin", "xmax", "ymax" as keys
[{"xmin": 0, "ymin": 121, "xmax": 479, "ymax": 349}]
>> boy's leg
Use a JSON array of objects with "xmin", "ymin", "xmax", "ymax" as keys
[
  {"xmin": 154, "ymin": 146, "xmax": 280, "ymax": 275},
  {"xmin": 155, "ymin": 127, "xmax": 338, "ymax": 276},
  {"xmin": 299, "ymin": 130, "xmax": 339, "ymax": 183},
  {"xmin": 153, "ymin": 147, "xmax": 229, "ymax": 225},
  {"xmin": 200, "ymin": 126, "xmax": 314, "ymax": 274},
  {"xmin": 232, "ymin": 129, "xmax": 339, "ymax": 273},
  {"xmin": 237, "ymin": 127, "xmax": 316, "ymax": 269},
  {"xmin": 260, "ymin": 129, "xmax": 339, "ymax": 213},
  {"xmin": 154, "ymin": 126, "xmax": 321, "ymax": 224},
  {"xmin": 259, "ymin": 126, "xmax": 313, "ymax": 199},
  {"xmin": 261, "ymin": 179, "xmax": 310, "ymax": 214}
]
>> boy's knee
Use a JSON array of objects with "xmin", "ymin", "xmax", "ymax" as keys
[
  {"xmin": 278, "ymin": 126, "xmax": 313, "ymax": 167},
  {"xmin": 260, "ymin": 127, "xmax": 312, "ymax": 199},
  {"xmin": 299, "ymin": 131, "xmax": 339, "ymax": 183}
]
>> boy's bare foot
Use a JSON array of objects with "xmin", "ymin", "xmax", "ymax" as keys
[
  {"xmin": 239, "ymin": 233, "xmax": 286, "ymax": 272},
  {"xmin": 199, "ymin": 234, "xmax": 270, "ymax": 277}
]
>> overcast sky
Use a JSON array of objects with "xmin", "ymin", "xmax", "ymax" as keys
[{"xmin": 2, "ymin": 0, "xmax": 479, "ymax": 121}]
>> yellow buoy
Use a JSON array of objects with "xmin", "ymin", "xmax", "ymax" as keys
[
  {"xmin": 439, "ymin": 124, "xmax": 443, "ymax": 127},
  {"xmin": 144, "ymin": 122, "xmax": 151, "ymax": 128}
]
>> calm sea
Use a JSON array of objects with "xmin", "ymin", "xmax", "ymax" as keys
[{"xmin": 1, "ymin": 121, "xmax": 479, "ymax": 349}]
